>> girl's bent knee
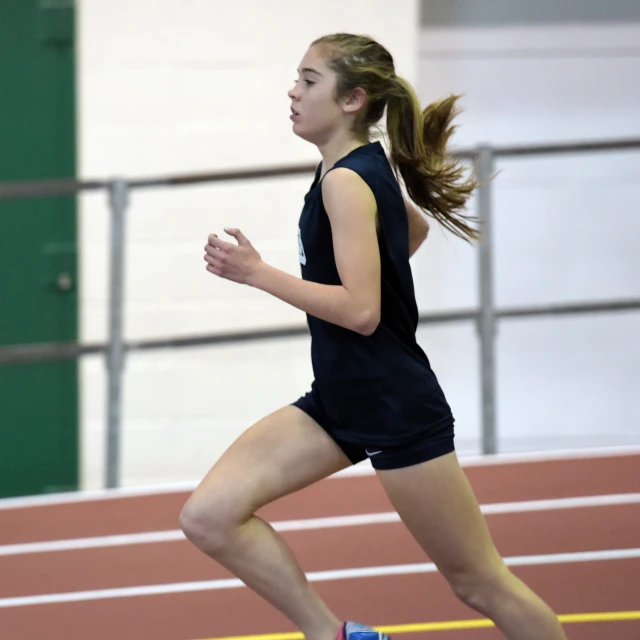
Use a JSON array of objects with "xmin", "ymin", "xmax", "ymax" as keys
[
  {"xmin": 179, "ymin": 499, "xmax": 241, "ymax": 554},
  {"xmin": 451, "ymin": 578, "xmax": 487, "ymax": 612},
  {"xmin": 449, "ymin": 565, "xmax": 511, "ymax": 614}
]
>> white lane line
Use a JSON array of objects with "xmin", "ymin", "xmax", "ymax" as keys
[
  {"xmin": 0, "ymin": 530, "xmax": 186, "ymax": 556},
  {"xmin": 1, "ymin": 445, "xmax": 639, "ymax": 510},
  {"xmin": 1, "ymin": 548, "xmax": 639, "ymax": 609},
  {"xmin": 1, "ymin": 493, "xmax": 639, "ymax": 557}
]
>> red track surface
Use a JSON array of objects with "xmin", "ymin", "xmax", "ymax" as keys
[{"xmin": 0, "ymin": 453, "xmax": 639, "ymax": 639}]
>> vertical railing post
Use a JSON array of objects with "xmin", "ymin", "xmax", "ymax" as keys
[
  {"xmin": 476, "ymin": 147, "xmax": 497, "ymax": 454},
  {"xmin": 106, "ymin": 179, "xmax": 129, "ymax": 488}
]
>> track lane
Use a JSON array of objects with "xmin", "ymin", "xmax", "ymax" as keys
[
  {"xmin": 0, "ymin": 560, "xmax": 637, "ymax": 640},
  {"xmin": 1, "ymin": 454, "xmax": 638, "ymax": 545},
  {"xmin": 1, "ymin": 453, "xmax": 638, "ymax": 638},
  {"xmin": 407, "ymin": 620, "xmax": 640, "ymax": 640},
  {"xmin": 0, "ymin": 504, "xmax": 638, "ymax": 600}
]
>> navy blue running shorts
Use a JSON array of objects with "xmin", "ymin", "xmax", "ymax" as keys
[{"xmin": 292, "ymin": 387, "xmax": 455, "ymax": 471}]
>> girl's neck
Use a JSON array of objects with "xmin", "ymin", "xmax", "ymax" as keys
[{"xmin": 317, "ymin": 134, "xmax": 369, "ymax": 178}]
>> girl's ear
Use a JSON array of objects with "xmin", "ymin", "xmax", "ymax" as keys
[{"xmin": 342, "ymin": 87, "xmax": 367, "ymax": 114}]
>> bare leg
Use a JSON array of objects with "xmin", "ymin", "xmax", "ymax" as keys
[
  {"xmin": 376, "ymin": 452, "xmax": 567, "ymax": 640},
  {"xmin": 180, "ymin": 406, "xmax": 351, "ymax": 640}
]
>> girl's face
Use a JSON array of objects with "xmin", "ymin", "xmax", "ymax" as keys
[{"xmin": 288, "ymin": 45, "xmax": 356, "ymax": 145}]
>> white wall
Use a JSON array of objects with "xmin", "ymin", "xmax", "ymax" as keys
[
  {"xmin": 77, "ymin": 0, "xmax": 420, "ymax": 488},
  {"xmin": 414, "ymin": 22, "xmax": 640, "ymax": 453},
  {"xmin": 78, "ymin": 4, "xmax": 640, "ymax": 489}
]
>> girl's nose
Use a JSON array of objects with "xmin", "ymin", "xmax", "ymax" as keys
[{"xmin": 288, "ymin": 83, "xmax": 299, "ymax": 100}]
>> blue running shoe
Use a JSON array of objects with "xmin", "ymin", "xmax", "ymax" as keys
[{"xmin": 336, "ymin": 621, "xmax": 389, "ymax": 640}]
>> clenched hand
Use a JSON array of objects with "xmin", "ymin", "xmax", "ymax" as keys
[{"xmin": 204, "ymin": 228, "xmax": 263, "ymax": 285}]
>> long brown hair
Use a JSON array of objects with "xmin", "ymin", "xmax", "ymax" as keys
[{"xmin": 312, "ymin": 33, "xmax": 479, "ymax": 243}]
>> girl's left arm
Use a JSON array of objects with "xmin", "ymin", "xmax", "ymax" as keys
[{"xmin": 404, "ymin": 196, "xmax": 430, "ymax": 257}]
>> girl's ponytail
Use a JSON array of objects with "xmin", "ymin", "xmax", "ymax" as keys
[{"xmin": 386, "ymin": 80, "xmax": 479, "ymax": 242}]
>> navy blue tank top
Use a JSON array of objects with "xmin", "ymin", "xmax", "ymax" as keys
[{"xmin": 298, "ymin": 141, "xmax": 453, "ymax": 446}]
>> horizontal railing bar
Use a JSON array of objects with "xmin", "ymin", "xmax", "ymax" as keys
[
  {"xmin": 0, "ymin": 327, "xmax": 311, "ymax": 364},
  {"xmin": 497, "ymin": 298, "xmax": 640, "ymax": 319},
  {"xmin": 0, "ymin": 178, "xmax": 107, "ymax": 200},
  {"xmin": 418, "ymin": 299, "xmax": 640, "ymax": 324},
  {"xmin": 124, "ymin": 151, "xmax": 478, "ymax": 189},
  {"xmin": 417, "ymin": 309, "xmax": 478, "ymax": 324},
  {"xmin": 494, "ymin": 138, "xmax": 640, "ymax": 158},
  {"xmin": 3, "ymin": 137, "xmax": 640, "ymax": 201},
  {"xmin": 0, "ymin": 342, "xmax": 104, "ymax": 364},
  {"xmin": 129, "ymin": 324, "xmax": 311, "ymax": 350},
  {"xmin": 0, "ymin": 155, "xmax": 471, "ymax": 200},
  {"xmin": 1, "ymin": 298, "xmax": 638, "ymax": 365},
  {"xmin": 0, "ymin": 167, "xmax": 323, "ymax": 200},
  {"xmin": 128, "ymin": 163, "xmax": 319, "ymax": 189}
]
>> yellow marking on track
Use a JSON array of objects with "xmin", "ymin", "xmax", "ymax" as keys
[{"xmin": 193, "ymin": 610, "xmax": 640, "ymax": 640}]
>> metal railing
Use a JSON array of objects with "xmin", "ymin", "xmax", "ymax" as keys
[{"xmin": 2, "ymin": 137, "xmax": 640, "ymax": 488}]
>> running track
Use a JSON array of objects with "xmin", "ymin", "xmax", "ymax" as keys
[{"xmin": 1, "ymin": 448, "xmax": 639, "ymax": 639}]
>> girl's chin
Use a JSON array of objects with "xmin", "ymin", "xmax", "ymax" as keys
[{"xmin": 291, "ymin": 124, "xmax": 317, "ymax": 143}]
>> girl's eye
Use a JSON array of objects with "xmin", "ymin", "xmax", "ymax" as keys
[{"xmin": 293, "ymin": 79, "xmax": 315, "ymax": 86}]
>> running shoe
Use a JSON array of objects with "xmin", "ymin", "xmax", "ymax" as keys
[{"xmin": 336, "ymin": 621, "xmax": 389, "ymax": 640}]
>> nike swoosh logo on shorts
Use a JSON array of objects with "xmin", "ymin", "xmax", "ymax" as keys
[{"xmin": 365, "ymin": 449, "xmax": 383, "ymax": 456}]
